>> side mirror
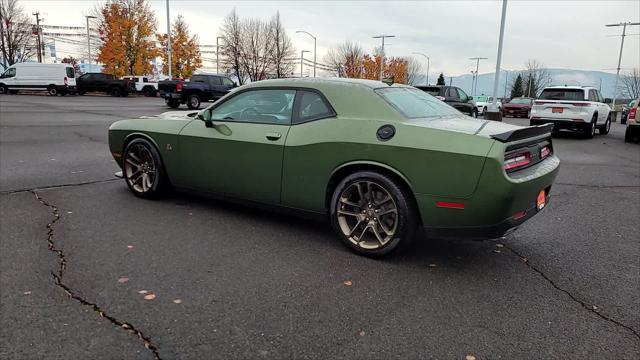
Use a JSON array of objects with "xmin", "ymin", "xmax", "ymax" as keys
[
  {"xmin": 467, "ymin": 96, "xmax": 473, "ymax": 101},
  {"xmin": 233, "ymin": 82, "xmax": 238, "ymax": 88},
  {"xmin": 604, "ymin": 98, "xmax": 612, "ymax": 104},
  {"xmin": 197, "ymin": 109, "xmax": 214, "ymax": 127}
]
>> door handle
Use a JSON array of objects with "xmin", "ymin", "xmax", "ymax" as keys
[{"xmin": 265, "ymin": 132, "xmax": 282, "ymax": 141}]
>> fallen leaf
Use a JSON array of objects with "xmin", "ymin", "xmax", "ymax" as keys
[
  {"xmin": 358, "ymin": 330, "xmax": 365, "ymax": 337},
  {"xmin": 144, "ymin": 293, "xmax": 156, "ymax": 300},
  {"xmin": 23, "ymin": 291, "xmax": 31, "ymax": 295},
  {"xmin": 428, "ymin": 263, "xmax": 438, "ymax": 267},
  {"xmin": 173, "ymin": 299, "xmax": 183, "ymax": 304},
  {"xmin": 67, "ymin": 211, "xmax": 73, "ymax": 214},
  {"xmin": 493, "ymin": 250, "xmax": 502, "ymax": 254},
  {"xmin": 138, "ymin": 290, "xmax": 148, "ymax": 294},
  {"xmin": 466, "ymin": 354, "xmax": 476, "ymax": 360},
  {"xmin": 117, "ymin": 277, "xmax": 129, "ymax": 283},
  {"xmin": 343, "ymin": 280, "xmax": 353, "ymax": 286},
  {"xmin": 188, "ymin": 212, "xmax": 193, "ymax": 216},
  {"xmin": 127, "ymin": 245, "xmax": 134, "ymax": 249},
  {"xmin": 592, "ymin": 305, "xmax": 598, "ymax": 310},
  {"xmin": 495, "ymin": 243, "xmax": 504, "ymax": 248}
]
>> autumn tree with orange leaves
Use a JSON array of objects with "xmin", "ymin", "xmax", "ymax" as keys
[
  {"xmin": 157, "ymin": 15, "xmax": 202, "ymax": 79},
  {"xmin": 361, "ymin": 54, "xmax": 408, "ymax": 84},
  {"xmin": 96, "ymin": 0, "xmax": 159, "ymax": 77}
]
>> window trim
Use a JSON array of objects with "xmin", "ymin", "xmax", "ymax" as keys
[
  {"xmin": 291, "ymin": 88, "xmax": 337, "ymax": 125},
  {"xmin": 205, "ymin": 86, "xmax": 337, "ymax": 126}
]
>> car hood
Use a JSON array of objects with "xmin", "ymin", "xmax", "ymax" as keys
[{"xmin": 406, "ymin": 115, "xmax": 522, "ymax": 137}]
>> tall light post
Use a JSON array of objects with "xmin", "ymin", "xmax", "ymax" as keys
[
  {"xmin": 296, "ymin": 31, "xmax": 316, "ymax": 77},
  {"xmin": 216, "ymin": 36, "xmax": 224, "ymax": 74},
  {"xmin": 605, "ymin": 22, "xmax": 639, "ymax": 113},
  {"xmin": 412, "ymin": 52, "xmax": 430, "ymax": 85},
  {"xmin": 489, "ymin": 0, "xmax": 508, "ymax": 115},
  {"xmin": 165, "ymin": 0, "xmax": 172, "ymax": 79},
  {"xmin": 469, "ymin": 57, "xmax": 488, "ymax": 95},
  {"xmin": 300, "ymin": 50, "xmax": 310, "ymax": 77},
  {"xmin": 85, "ymin": 15, "xmax": 96, "ymax": 71},
  {"xmin": 470, "ymin": 70, "xmax": 477, "ymax": 94},
  {"xmin": 373, "ymin": 35, "xmax": 395, "ymax": 80}
]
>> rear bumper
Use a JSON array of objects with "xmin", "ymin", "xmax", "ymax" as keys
[
  {"xmin": 503, "ymin": 108, "xmax": 529, "ymax": 116},
  {"xmin": 161, "ymin": 92, "xmax": 182, "ymax": 100},
  {"xmin": 530, "ymin": 117, "xmax": 589, "ymax": 131}
]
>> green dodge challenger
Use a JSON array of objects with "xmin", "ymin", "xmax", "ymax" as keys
[{"xmin": 109, "ymin": 78, "xmax": 559, "ymax": 256}]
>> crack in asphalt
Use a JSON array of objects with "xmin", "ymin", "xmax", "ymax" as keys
[
  {"xmin": 555, "ymin": 182, "xmax": 640, "ymax": 189},
  {"xmin": 0, "ymin": 178, "xmax": 119, "ymax": 195},
  {"xmin": 32, "ymin": 190, "xmax": 162, "ymax": 360},
  {"xmin": 501, "ymin": 238, "xmax": 640, "ymax": 341}
]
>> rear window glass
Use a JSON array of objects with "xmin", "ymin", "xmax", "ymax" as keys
[
  {"xmin": 376, "ymin": 87, "xmax": 460, "ymax": 119},
  {"xmin": 415, "ymin": 86, "xmax": 441, "ymax": 96},
  {"xmin": 509, "ymin": 98, "xmax": 532, "ymax": 104},
  {"xmin": 475, "ymin": 96, "xmax": 489, "ymax": 102},
  {"xmin": 538, "ymin": 89, "xmax": 585, "ymax": 101},
  {"xmin": 66, "ymin": 67, "xmax": 75, "ymax": 78}
]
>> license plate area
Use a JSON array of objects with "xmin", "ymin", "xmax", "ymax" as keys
[{"xmin": 552, "ymin": 107, "xmax": 563, "ymax": 113}]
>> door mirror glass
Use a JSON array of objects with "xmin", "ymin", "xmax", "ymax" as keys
[
  {"xmin": 197, "ymin": 109, "xmax": 211, "ymax": 121},
  {"xmin": 604, "ymin": 98, "xmax": 612, "ymax": 104}
]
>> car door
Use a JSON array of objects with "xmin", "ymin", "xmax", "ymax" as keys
[
  {"xmin": 175, "ymin": 88, "xmax": 295, "ymax": 204},
  {"xmin": 594, "ymin": 90, "xmax": 609, "ymax": 124},
  {"xmin": 0, "ymin": 67, "xmax": 17, "ymax": 88},
  {"xmin": 78, "ymin": 73, "xmax": 95, "ymax": 91},
  {"xmin": 457, "ymin": 88, "xmax": 473, "ymax": 115},
  {"xmin": 208, "ymin": 76, "xmax": 224, "ymax": 99},
  {"xmin": 446, "ymin": 87, "xmax": 464, "ymax": 113}
]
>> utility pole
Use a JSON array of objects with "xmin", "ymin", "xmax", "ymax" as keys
[
  {"xmin": 300, "ymin": 50, "xmax": 309, "ymax": 77},
  {"xmin": 296, "ymin": 31, "xmax": 316, "ymax": 77},
  {"xmin": 166, "ymin": 0, "xmax": 172, "ymax": 79},
  {"xmin": 373, "ymin": 35, "xmax": 395, "ymax": 80},
  {"xmin": 469, "ymin": 57, "xmax": 488, "ymax": 95},
  {"xmin": 489, "ymin": 0, "xmax": 507, "ymax": 114},
  {"xmin": 504, "ymin": 70, "xmax": 509, "ymax": 98},
  {"xmin": 216, "ymin": 36, "xmax": 224, "ymax": 74},
  {"xmin": 605, "ymin": 21, "xmax": 640, "ymax": 113},
  {"xmin": 32, "ymin": 12, "xmax": 42, "ymax": 63},
  {"xmin": 412, "ymin": 52, "xmax": 430, "ymax": 85},
  {"xmin": 85, "ymin": 16, "xmax": 96, "ymax": 71}
]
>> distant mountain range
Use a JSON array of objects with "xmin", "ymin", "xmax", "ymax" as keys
[{"xmin": 414, "ymin": 68, "xmax": 621, "ymax": 98}]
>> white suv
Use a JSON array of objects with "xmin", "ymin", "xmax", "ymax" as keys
[
  {"xmin": 474, "ymin": 95, "xmax": 502, "ymax": 115},
  {"xmin": 530, "ymin": 86, "xmax": 611, "ymax": 138}
]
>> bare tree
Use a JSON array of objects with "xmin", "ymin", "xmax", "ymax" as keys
[
  {"xmin": 406, "ymin": 56, "xmax": 424, "ymax": 86},
  {"xmin": 220, "ymin": 9, "xmax": 248, "ymax": 85},
  {"xmin": 270, "ymin": 11, "xmax": 294, "ymax": 78},
  {"xmin": 522, "ymin": 59, "xmax": 552, "ymax": 97},
  {"xmin": 619, "ymin": 68, "xmax": 640, "ymax": 99},
  {"xmin": 239, "ymin": 18, "xmax": 274, "ymax": 82},
  {"xmin": 0, "ymin": 0, "xmax": 36, "ymax": 68},
  {"xmin": 324, "ymin": 40, "xmax": 364, "ymax": 77}
]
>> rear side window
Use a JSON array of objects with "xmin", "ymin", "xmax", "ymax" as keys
[
  {"xmin": 447, "ymin": 87, "xmax": 459, "ymax": 99},
  {"xmin": 539, "ymin": 89, "xmax": 586, "ymax": 101},
  {"xmin": 294, "ymin": 91, "xmax": 334, "ymax": 124},
  {"xmin": 376, "ymin": 87, "xmax": 460, "ymax": 119},
  {"xmin": 210, "ymin": 76, "xmax": 222, "ymax": 85},
  {"xmin": 416, "ymin": 86, "xmax": 441, "ymax": 96},
  {"xmin": 222, "ymin": 78, "xmax": 235, "ymax": 87},
  {"xmin": 191, "ymin": 75, "xmax": 206, "ymax": 83}
]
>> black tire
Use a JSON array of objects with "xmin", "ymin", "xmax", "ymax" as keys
[
  {"xmin": 472, "ymin": 108, "xmax": 478, "ymax": 118},
  {"xmin": 47, "ymin": 85, "xmax": 58, "ymax": 96},
  {"xmin": 167, "ymin": 99, "xmax": 180, "ymax": 109},
  {"xmin": 143, "ymin": 87, "xmax": 157, "ymax": 97},
  {"xmin": 77, "ymin": 91, "xmax": 85, "ymax": 96},
  {"xmin": 0, "ymin": 84, "xmax": 7, "ymax": 95},
  {"xmin": 625, "ymin": 127, "xmax": 637, "ymax": 143},
  {"xmin": 621, "ymin": 117, "xmax": 627, "ymax": 125},
  {"xmin": 329, "ymin": 171, "xmax": 418, "ymax": 257},
  {"xmin": 122, "ymin": 138, "xmax": 168, "ymax": 198},
  {"xmin": 584, "ymin": 114, "xmax": 597, "ymax": 139},
  {"xmin": 599, "ymin": 117, "xmax": 611, "ymax": 135},
  {"xmin": 110, "ymin": 86, "xmax": 122, "ymax": 97},
  {"xmin": 187, "ymin": 93, "xmax": 201, "ymax": 109}
]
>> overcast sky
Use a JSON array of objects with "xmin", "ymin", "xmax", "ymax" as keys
[{"xmin": 19, "ymin": 0, "xmax": 640, "ymax": 76}]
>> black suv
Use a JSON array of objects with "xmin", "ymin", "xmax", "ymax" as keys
[
  {"xmin": 415, "ymin": 85, "xmax": 477, "ymax": 117},
  {"xmin": 158, "ymin": 74, "xmax": 237, "ymax": 109}
]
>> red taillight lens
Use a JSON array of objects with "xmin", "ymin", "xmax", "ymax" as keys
[
  {"xmin": 176, "ymin": 83, "xmax": 182, "ymax": 92},
  {"xmin": 629, "ymin": 108, "xmax": 637, "ymax": 122},
  {"xmin": 64, "ymin": 76, "xmax": 68, "ymax": 85},
  {"xmin": 540, "ymin": 145, "xmax": 551, "ymax": 159},
  {"xmin": 504, "ymin": 151, "xmax": 532, "ymax": 172}
]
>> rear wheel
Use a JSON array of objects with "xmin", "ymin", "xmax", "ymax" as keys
[
  {"xmin": 123, "ymin": 138, "xmax": 167, "ymax": 198},
  {"xmin": 584, "ymin": 114, "xmax": 597, "ymax": 139},
  {"xmin": 599, "ymin": 117, "xmax": 611, "ymax": 135},
  {"xmin": 329, "ymin": 171, "xmax": 417, "ymax": 257},
  {"xmin": 47, "ymin": 85, "xmax": 58, "ymax": 96},
  {"xmin": 167, "ymin": 99, "xmax": 180, "ymax": 109},
  {"xmin": 187, "ymin": 93, "xmax": 201, "ymax": 109},
  {"xmin": 143, "ymin": 87, "xmax": 156, "ymax": 97},
  {"xmin": 110, "ymin": 86, "xmax": 122, "ymax": 97},
  {"xmin": 472, "ymin": 108, "xmax": 478, "ymax": 118}
]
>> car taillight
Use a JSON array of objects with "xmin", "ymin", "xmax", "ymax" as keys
[
  {"xmin": 540, "ymin": 145, "xmax": 551, "ymax": 159},
  {"xmin": 176, "ymin": 83, "xmax": 182, "ymax": 92},
  {"xmin": 64, "ymin": 76, "xmax": 68, "ymax": 85},
  {"xmin": 629, "ymin": 108, "xmax": 637, "ymax": 122},
  {"xmin": 504, "ymin": 151, "xmax": 532, "ymax": 172}
]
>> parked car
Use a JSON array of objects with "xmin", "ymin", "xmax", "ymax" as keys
[
  {"xmin": 0, "ymin": 63, "xmax": 76, "ymax": 96},
  {"xmin": 624, "ymin": 98, "xmax": 639, "ymax": 143},
  {"xmin": 503, "ymin": 97, "xmax": 534, "ymax": 118},
  {"xmin": 109, "ymin": 78, "xmax": 559, "ymax": 257},
  {"xmin": 76, "ymin": 73, "xmax": 134, "ymax": 97},
  {"xmin": 415, "ymin": 85, "xmax": 477, "ymax": 117},
  {"xmin": 158, "ymin": 73, "xmax": 237, "ymax": 109},
  {"xmin": 474, "ymin": 95, "xmax": 502, "ymax": 115},
  {"xmin": 621, "ymin": 100, "xmax": 634, "ymax": 125},
  {"xmin": 530, "ymin": 86, "xmax": 611, "ymax": 138},
  {"xmin": 122, "ymin": 76, "xmax": 158, "ymax": 97}
]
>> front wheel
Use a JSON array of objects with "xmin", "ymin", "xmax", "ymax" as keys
[
  {"xmin": 472, "ymin": 108, "xmax": 478, "ymax": 118},
  {"xmin": 110, "ymin": 86, "xmax": 122, "ymax": 97},
  {"xmin": 584, "ymin": 115, "xmax": 597, "ymax": 139},
  {"xmin": 329, "ymin": 171, "xmax": 417, "ymax": 257},
  {"xmin": 123, "ymin": 138, "xmax": 167, "ymax": 198},
  {"xmin": 167, "ymin": 99, "xmax": 180, "ymax": 109},
  {"xmin": 599, "ymin": 117, "xmax": 611, "ymax": 135},
  {"xmin": 0, "ymin": 84, "xmax": 7, "ymax": 95},
  {"xmin": 187, "ymin": 93, "xmax": 201, "ymax": 109}
]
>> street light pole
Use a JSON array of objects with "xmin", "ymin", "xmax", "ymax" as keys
[
  {"xmin": 166, "ymin": 0, "xmax": 172, "ymax": 79},
  {"xmin": 296, "ymin": 31, "xmax": 316, "ymax": 77},
  {"xmin": 85, "ymin": 15, "xmax": 96, "ymax": 71},
  {"xmin": 216, "ymin": 36, "xmax": 224, "ymax": 74},
  {"xmin": 373, "ymin": 35, "xmax": 395, "ymax": 80},
  {"xmin": 300, "ymin": 50, "xmax": 309, "ymax": 77},
  {"xmin": 489, "ymin": 0, "xmax": 508, "ymax": 113},
  {"xmin": 412, "ymin": 52, "xmax": 430, "ymax": 85},
  {"xmin": 469, "ymin": 57, "xmax": 488, "ymax": 95},
  {"xmin": 606, "ymin": 22, "xmax": 640, "ymax": 113}
]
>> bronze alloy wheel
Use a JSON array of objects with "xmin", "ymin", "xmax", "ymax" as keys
[
  {"xmin": 124, "ymin": 143, "xmax": 157, "ymax": 194},
  {"xmin": 336, "ymin": 180, "xmax": 399, "ymax": 250}
]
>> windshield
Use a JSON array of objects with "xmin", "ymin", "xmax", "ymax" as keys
[
  {"xmin": 538, "ymin": 89, "xmax": 585, "ymax": 101},
  {"xmin": 509, "ymin": 98, "xmax": 532, "ymax": 104},
  {"xmin": 376, "ymin": 87, "xmax": 461, "ymax": 119}
]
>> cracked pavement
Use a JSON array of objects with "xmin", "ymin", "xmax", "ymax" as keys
[{"xmin": 1, "ymin": 95, "xmax": 639, "ymax": 359}]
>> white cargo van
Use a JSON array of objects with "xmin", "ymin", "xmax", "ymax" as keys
[{"xmin": 0, "ymin": 63, "xmax": 77, "ymax": 96}]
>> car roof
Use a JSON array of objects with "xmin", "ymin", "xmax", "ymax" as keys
[
  {"xmin": 542, "ymin": 86, "xmax": 593, "ymax": 90},
  {"xmin": 242, "ymin": 77, "xmax": 411, "ymax": 90}
]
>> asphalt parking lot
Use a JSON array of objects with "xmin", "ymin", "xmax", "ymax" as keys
[{"xmin": 1, "ymin": 94, "xmax": 638, "ymax": 359}]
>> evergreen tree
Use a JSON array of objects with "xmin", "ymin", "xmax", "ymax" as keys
[
  {"xmin": 437, "ymin": 72, "xmax": 446, "ymax": 85},
  {"xmin": 510, "ymin": 74, "xmax": 524, "ymax": 98}
]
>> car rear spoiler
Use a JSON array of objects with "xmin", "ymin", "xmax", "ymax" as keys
[{"xmin": 491, "ymin": 123, "xmax": 553, "ymax": 143}]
